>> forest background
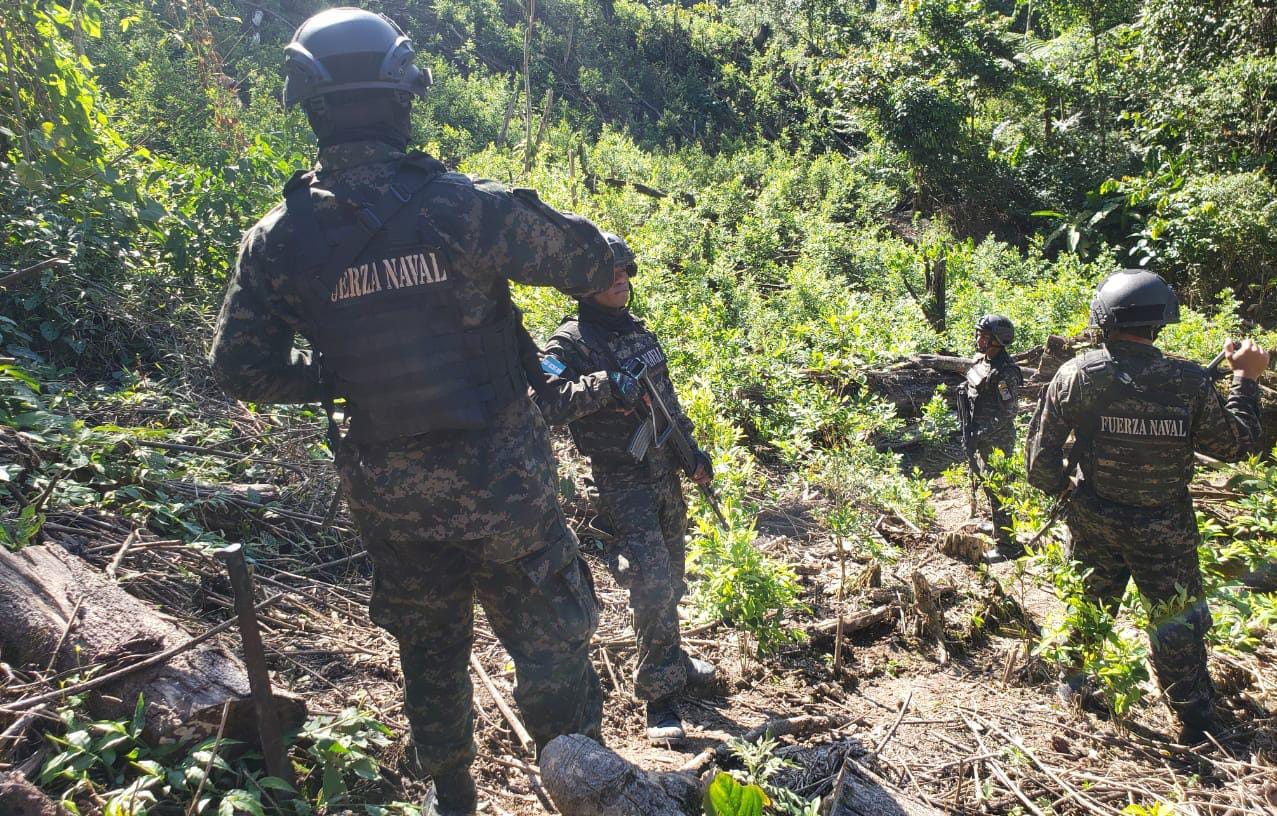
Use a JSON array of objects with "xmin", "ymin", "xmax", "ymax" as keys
[{"xmin": 1, "ymin": 0, "xmax": 1276, "ymax": 813}]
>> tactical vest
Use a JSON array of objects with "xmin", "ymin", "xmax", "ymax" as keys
[
  {"xmin": 285, "ymin": 156, "xmax": 525, "ymax": 444},
  {"xmin": 1075, "ymin": 348, "xmax": 1196, "ymax": 507},
  {"xmin": 558, "ymin": 316, "xmax": 669, "ymax": 463}
]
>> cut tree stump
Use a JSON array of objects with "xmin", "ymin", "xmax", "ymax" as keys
[
  {"xmin": 0, "ymin": 544, "xmax": 305, "ymax": 744},
  {"xmin": 541, "ymin": 734, "xmax": 700, "ymax": 816}
]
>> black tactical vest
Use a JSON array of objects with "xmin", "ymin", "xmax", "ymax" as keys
[
  {"xmin": 1075, "ymin": 348, "xmax": 1196, "ymax": 507},
  {"xmin": 558, "ymin": 316, "xmax": 669, "ymax": 463},
  {"xmin": 285, "ymin": 156, "xmax": 525, "ymax": 443}
]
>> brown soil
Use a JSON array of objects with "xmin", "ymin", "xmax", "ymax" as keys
[{"xmin": 4, "ymin": 437, "xmax": 1273, "ymax": 815}]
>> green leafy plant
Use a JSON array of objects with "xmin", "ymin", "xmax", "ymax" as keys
[
  {"xmin": 722, "ymin": 736, "xmax": 821, "ymax": 816},
  {"xmin": 1031, "ymin": 542, "xmax": 1151, "ymax": 717},
  {"xmin": 295, "ymin": 708, "xmax": 394, "ymax": 807},
  {"xmin": 703, "ymin": 772, "xmax": 769, "ymax": 816},
  {"xmin": 688, "ymin": 512, "xmax": 807, "ymax": 657}
]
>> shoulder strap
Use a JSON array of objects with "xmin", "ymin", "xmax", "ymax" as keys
[
  {"xmin": 323, "ymin": 160, "xmax": 444, "ymax": 278},
  {"xmin": 1074, "ymin": 348, "xmax": 1123, "ymax": 449},
  {"xmin": 575, "ymin": 316, "xmax": 624, "ymax": 372}
]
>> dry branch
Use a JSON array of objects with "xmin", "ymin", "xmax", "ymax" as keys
[{"xmin": 678, "ymin": 713, "xmax": 844, "ymax": 775}]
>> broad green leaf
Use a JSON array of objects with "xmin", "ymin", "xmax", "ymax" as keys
[{"xmin": 703, "ymin": 773, "xmax": 769, "ymax": 816}]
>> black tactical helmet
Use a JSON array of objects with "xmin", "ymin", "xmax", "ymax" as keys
[
  {"xmin": 603, "ymin": 231, "xmax": 637, "ymax": 273},
  {"xmin": 976, "ymin": 314, "xmax": 1014, "ymax": 346},
  {"xmin": 283, "ymin": 8, "xmax": 432, "ymax": 109},
  {"xmin": 1089, "ymin": 270, "xmax": 1180, "ymax": 332}
]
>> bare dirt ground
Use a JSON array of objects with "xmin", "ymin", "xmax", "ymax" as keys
[{"xmin": 4, "ymin": 429, "xmax": 1275, "ymax": 815}]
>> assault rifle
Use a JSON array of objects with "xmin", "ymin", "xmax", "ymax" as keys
[
  {"xmin": 622, "ymin": 359, "xmax": 729, "ymax": 530},
  {"xmin": 1205, "ymin": 349, "xmax": 1228, "ymax": 379},
  {"xmin": 954, "ymin": 385, "xmax": 980, "ymax": 515}
]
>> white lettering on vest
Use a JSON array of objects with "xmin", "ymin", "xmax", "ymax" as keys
[
  {"xmin": 330, "ymin": 250, "xmax": 449, "ymax": 302},
  {"xmin": 1099, "ymin": 415, "xmax": 1187, "ymax": 437}
]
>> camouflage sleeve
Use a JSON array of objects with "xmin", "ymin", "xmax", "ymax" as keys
[
  {"xmin": 532, "ymin": 334, "xmax": 614, "ymax": 426},
  {"xmin": 1025, "ymin": 367, "xmax": 1077, "ymax": 496},
  {"xmin": 208, "ymin": 224, "xmax": 325, "ymax": 404},
  {"xmin": 1191, "ymin": 374, "xmax": 1263, "ymax": 461},
  {"xmin": 468, "ymin": 180, "xmax": 613, "ymax": 297}
]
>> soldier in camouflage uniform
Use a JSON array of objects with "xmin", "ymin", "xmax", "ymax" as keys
[
  {"xmin": 531, "ymin": 233, "xmax": 719, "ymax": 747},
  {"xmin": 1026, "ymin": 270, "xmax": 1267, "ymax": 744},
  {"xmin": 207, "ymin": 10, "xmax": 611, "ymax": 814},
  {"xmin": 963, "ymin": 314, "xmax": 1023, "ymax": 551}
]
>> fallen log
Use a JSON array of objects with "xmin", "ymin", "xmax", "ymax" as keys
[
  {"xmin": 808, "ymin": 605, "xmax": 897, "ymax": 641},
  {"xmin": 0, "ymin": 544, "xmax": 304, "ymax": 745},
  {"xmin": 541, "ymin": 734, "xmax": 700, "ymax": 816},
  {"xmin": 0, "ymin": 772, "xmax": 68, "ymax": 816},
  {"xmin": 827, "ymin": 758, "xmax": 944, "ymax": 816}
]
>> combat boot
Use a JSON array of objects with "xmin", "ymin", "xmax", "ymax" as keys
[
  {"xmin": 683, "ymin": 654, "xmax": 719, "ymax": 696},
  {"xmin": 423, "ymin": 767, "xmax": 477, "ymax": 816},
  {"xmin": 1176, "ymin": 709, "xmax": 1227, "ymax": 748},
  {"xmin": 646, "ymin": 697, "xmax": 685, "ymax": 746}
]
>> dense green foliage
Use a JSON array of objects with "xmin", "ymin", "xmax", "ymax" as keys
[{"xmin": 2, "ymin": 0, "xmax": 1275, "ymax": 809}]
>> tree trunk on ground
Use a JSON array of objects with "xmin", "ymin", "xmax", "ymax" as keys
[
  {"xmin": 540, "ymin": 734, "xmax": 700, "ymax": 816},
  {"xmin": 0, "ymin": 544, "xmax": 305, "ymax": 745},
  {"xmin": 827, "ymin": 761, "xmax": 944, "ymax": 816},
  {"xmin": 0, "ymin": 772, "xmax": 68, "ymax": 816}
]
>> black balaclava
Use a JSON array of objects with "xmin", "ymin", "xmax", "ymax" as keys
[
  {"xmin": 306, "ymin": 89, "xmax": 412, "ymax": 150},
  {"xmin": 578, "ymin": 293, "xmax": 638, "ymax": 333}
]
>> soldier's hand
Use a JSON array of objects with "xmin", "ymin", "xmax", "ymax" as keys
[
  {"xmin": 1225, "ymin": 339, "xmax": 1270, "ymax": 381},
  {"xmin": 691, "ymin": 450, "xmax": 713, "ymax": 485},
  {"xmin": 607, "ymin": 370, "xmax": 643, "ymax": 410}
]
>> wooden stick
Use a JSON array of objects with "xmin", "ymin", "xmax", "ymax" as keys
[
  {"xmin": 105, "ymin": 530, "xmax": 138, "ymax": 581},
  {"xmin": 678, "ymin": 714, "xmax": 842, "ymax": 774},
  {"xmin": 470, "ymin": 654, "xmax": 535, "ymax": 754},
  {"xmin": 0, "ymin": 704, "xmax": 48, "ymax": 754},
  {"xmin": 502, "ymin": 753, "xmax": 556, "ymax": 813},
  {"xmin": 597, "ymin": 643, "xmax": 622, "ymax": 694},
  {"xmin": 961, "ymin": 714, "xmax": 1044, "ymax": 816},
  {"xmin": 869, "ymin": 688, "xmax": 913, "ymax": 760},
  {"xmin": 1, "ymin": 595, "xmax": 281, "ymax": 712},
  {"xmin": 809, "ymin": 604, "xmax": 896, "ymax": 638},
  {"xmin": 970, "ymin": 712, "xmax": 1123, "ymax": 816},
  {"xmin": 0, "ymin": 258, "xmax": 68, "ymax": 290},
  {"xmin": 44, "ymin": 595, "xmax": 85, "ymax": 674}
]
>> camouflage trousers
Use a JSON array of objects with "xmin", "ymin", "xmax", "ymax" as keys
[
  {"xmin": 975, "ymin": 432, "xmax": 1014, "ymax": 543},
  {"xmin": 594, "ymin": 466, "xmax": 690, "ymax": 701},
  {"xmin": 1064, "ymin": 493, "xmax": 1215, "ymax": 728},
  {"xmin": 355, "ymin": 507, "xmax": 603, "ymax": 776}
]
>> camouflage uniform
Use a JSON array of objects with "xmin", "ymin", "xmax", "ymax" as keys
[
  {"xmin": 209, "ymin": 140, "xmax": 611, "ymax": 775},
  {"xmin": 534, "ymin": 304, "xmax": 699, "ymax": 701},
  {"xmin": 964, "ymin": 349, "xmax": 1023, "ymax": 540},
  {"xmin": 1025, "ymin": 340, "xmax": 1262, "ymax": 729}
]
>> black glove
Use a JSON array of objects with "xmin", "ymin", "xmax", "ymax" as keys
[
  {"xmin": 692, "ymin": 449, "xmax": 713, "ymax": 483},
  {"xmin": 607, "ymin": 370, "xmax": 642, "ymax": 409}
]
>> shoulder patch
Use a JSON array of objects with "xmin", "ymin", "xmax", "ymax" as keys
[{"xmin": 540, "ymin": 355, "xmax": 567, "ymax": 377}]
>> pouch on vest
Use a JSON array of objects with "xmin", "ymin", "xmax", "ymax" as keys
[
  {"xmin": 1076, "ymin": 348, "xmax": 1195, "ymax": 508},
  {"xmin": 287, "ymin": 158, "xmax": 526, "ymax": 443}
]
